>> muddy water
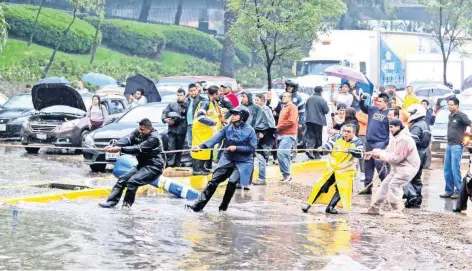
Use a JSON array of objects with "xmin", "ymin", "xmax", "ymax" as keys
[{"xmin": 1, "ymin": 148, "xmax": 472, "ymax": 269}]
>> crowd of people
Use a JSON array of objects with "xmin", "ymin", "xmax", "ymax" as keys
[{"xmin": 99, "ymin": 79, "xmax": 472, "ymax": 216}]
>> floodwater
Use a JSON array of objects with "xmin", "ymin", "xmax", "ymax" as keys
[{"xmin": 0, "ymin": 147, "xmax": 472, "ymax": 270}]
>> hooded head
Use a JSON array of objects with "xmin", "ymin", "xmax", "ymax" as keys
[{"xmin": 241, "ymin": 91, "xmax": 253, "ymax": 106}]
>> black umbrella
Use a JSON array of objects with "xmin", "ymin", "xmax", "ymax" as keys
[{"xmin": 124, "ymin": 74, "xmax": 161, "ymax": 102}]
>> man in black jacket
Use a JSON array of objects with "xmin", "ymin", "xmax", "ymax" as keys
[
  {"xmin": 162, "ymin": 88, "xmax": 187, "ymax": 167},
  {"xmin": 99, "ymin": 118, "xmax": 165, "ymax": 208},
  {"xmin": 404, "ymin": 104, "xmax": 431, "ymax": 208},
  {"xmin": 305, "ymin": 86, "xmax": 329, "ymax": 159}
]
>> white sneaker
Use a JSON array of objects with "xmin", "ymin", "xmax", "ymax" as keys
[{"xmin": 280, "ymin": 176, "xmax": 292, "ymax": 183}]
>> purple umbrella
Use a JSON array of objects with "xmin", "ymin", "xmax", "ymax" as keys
[{"xmin": 324, "ymin": 65, "xmax": 368, "ymax": 84}]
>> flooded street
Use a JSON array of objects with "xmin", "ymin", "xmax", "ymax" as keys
[{"xmin": 1, "ymin": 147, "xmax": 472, "ymax": 270}]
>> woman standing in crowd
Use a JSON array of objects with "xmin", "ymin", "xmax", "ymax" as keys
[
  {"xmin": 344, "ymin": 107, "xmax": 360, "ymax": 136},
  {"xmin": 328, "ymin": 103, "xmax": 347, "ymax": 138},
  {"xmin": 87, "ymin": 95, "xmax": 108, "ymax": 131}
]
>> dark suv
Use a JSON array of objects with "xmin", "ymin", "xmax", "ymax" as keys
[{"xmin": 0, "ymin": 93, "xmax": 35, "ymax": 140}]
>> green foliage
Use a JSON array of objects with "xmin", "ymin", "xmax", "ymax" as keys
[
  {"xmin": 228, "ymin": 0, "xmax": 345, "ymax": 87},
  {"xmin": 4, "ymin": 4, "xmax": 96, "ymax": 53},
  {"xmin": 0, "ymin": 4, "xmax": 7, "ymax": 52},
  {"xmin": 215, "ymin": 36, "xmax": 251, "ymax": 66},
  {"xmin": 234, "ymin": 66, "xmax": 267, "ymax": 88},
  {"xmin": 85, "ymin": 17, "xmax": 229, "ymax": 62}
]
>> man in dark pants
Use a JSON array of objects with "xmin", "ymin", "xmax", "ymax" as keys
[
  {"xmin": 359, "ymin": 93, "xmax": 390, "ymax": 194},
  {"xmin": 162, "ymin": 88, "xmax": 187, "ymax": 167},
  {"xmin": 186, "ymin": 106, "xmax": 257, "ymax": 212},
  {"xmin": 99, "ymin": 118, "xmax": 165, "ymax": 208},
  {"xmin": 305, "ymin": 86, "xmax": 329, "ymax": 159}
]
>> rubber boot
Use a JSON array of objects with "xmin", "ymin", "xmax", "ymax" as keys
[
  {"xmin": 98, "ymin": 185, "xmax": 124, "ymax": 208},
  {"xmin": 325, "ymin": 191, "xmax": 341, "ymax": 214},
  {"xmin": 204, "ymin": 160, "xmax": 212, "ymax": 172},
  {"xmin": 186, "ymin": 182, "xmax": 219, "ymax": 212},
  {"xmin": 193, "ymin": 160, "xmax": 210, "ymax": 176},
  {"xmin": 301, "ymin": 204, "xmax": 311, "ymax": 213},
  {"xmin": 219, "ymin": 182, "xmax": 237, "ymax": 212},
  {"xmin": 122, "ymin": 188, "xmax": 137, "ymax": 208}
]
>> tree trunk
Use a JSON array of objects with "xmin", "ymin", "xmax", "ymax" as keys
[
  {"xmin": 266, "ymin": 62, "xmax": 272, "ymax": 90},
  {"xmin": 139, "ymin": 0, "xmax": 152, "ymax": 22},
  {"xmin": 174, "ymin": 0, "xmax": 184, "ymax": 25},
  {"xmin": 219, "ymin": 3, "xmax": 235, "ymax": 77},
  {"xmin": 43, "ymin": 8, "xmax": 77, "ymax": 78},
  {"xmin": 90, "ymin": 18, "xmax": 102, "ymax": 65},
  {"xmin": 28, "ymin": 0, "xmax": 44, "ymax": 46},
  {"xmin": 443, "ymin": 54, "xmax": 448, "ymax": 86}
]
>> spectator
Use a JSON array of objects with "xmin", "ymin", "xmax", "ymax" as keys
[
  {"xmin": 266, "ymin": 89, "xmax": 282, "ymax": 123},
  {"xmin": 252, "ymin": 94, "xmax": 277, "ymax": 185},
  {"xmin": 356, "ymin": 110, "xmax": 368, "ymax": 184},
  {"xmin": 388, "ymin": 108, "xmax": 400, "ymax": 122},
  {"xmin": 234, "ymin": 82, "xmax": 245, "ymax": 101},
  {"xmin": 186, "ymin": 84, "xmax": 205, "ymax": 148},
  {"xmin": 359, "ymin": 93, "xmax": 390, "ymax": 194},
  {"xmin": 132, "ymin": 89, "xmax": 147, "ymax": 107},
  {"xmin": 328, "ymin": 104, "xmax": 347, "ymax": 138},
  {"xmin": 162, "ymin": 89, "xmax": 188, "ymax": 167},
  {"xmin": 305, "ymin": 86, "xmax": 329, "ymax": 160},
  {"xmin": 348, "ymin": 80, "xmax": 361, "ymax": 110},
  {"xmin": 195, "ymin": 81, "xmax": 203, "ymax": 93},
  {"xmin": 240, "ymin": 92, "xmax": 263, "ymax": 128},
  {"xmin": 87, "ymin": 95, "xmax": 108, "ymax": 131},
  {"xmin": 77, "ymin": 79, "xmax": 89, "ymax": 95},
  {"xmin": 283, "ymin": 80, "xmax": 305, "ymax": 127},
  {"xmin": 390, "ymin": 97, "xmax": 408, "ymax": 124},
  {"xmin": 217, "ymin": 87, "xmax": 234, "ymax": 119},
  {"xmin": 387, "ymin": 84, "xmax": 403, "ymax": 105},
  {"xmin": 421, "ymin": 99, "xmax": 436, "ymax": 126},
  {"xmin": 440, "ymin": 97, "xmax": 472, "ymax": 199},
  {"xmin": 403, "ymin": 86, "xmax": 420, "ymax": 110},
  {"xmin": 25, "ymin": 84, "xmax": 32, "ymax": 93},
  {"xmin": 331, "ymin": 82, "xmax": 353, "ymax": 107},
  {"xmin": 221, "ymin": 83, "xmax": 239, "ymax": 108},
  {"xmin": 191, "ymin": 86, "xmax": 222, "ymax": 175},
  {"xmin": 277, "ymin": 92, "xmax": 299, "ymax": 183}
]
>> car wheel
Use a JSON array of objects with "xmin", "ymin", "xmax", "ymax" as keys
[
  {"xmin": 90, "ymin": 164, "xmax": 106, "ymax": 172},
  {"xmin": 25, "ymin": 147, "xmax": 40, "ymax": 154},
  {"xmin": 76, "ymin": 130, "xmax": 90, "ymax": 154}
]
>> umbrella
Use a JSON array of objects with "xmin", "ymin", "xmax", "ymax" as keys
[
  {"xmin": 414, "ymin": 84, "xmax": 452, "ymax": 98},
  {"xmin": 462, "ymin": 75, "xmax": 472, "ymax": 91},
  {"xmin": 324, "ymin": 65, "xmax": 369, "ymax": 84},
  {"xmin": 124, "ymin": 74, "xmax": 161, "ymax": 102},
  {"xmin": 81, "ymin": 72, "xmax": 116, "ymax": 87}
]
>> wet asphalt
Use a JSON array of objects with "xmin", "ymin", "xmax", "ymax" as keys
[{"xmin": 0, "ymin": 147, "xmax": 471, "ymax": 269}]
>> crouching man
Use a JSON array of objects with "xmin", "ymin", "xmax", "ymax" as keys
[
  {"xmin": 302, "ymin": 124, "xmax": 363, "ymax": 214},
  {"xmin": 99, "ymin": 118, "xmax": 165, "ymax": 208},
  {"xmin": 367, "ymin": 119, "xmax": 420, "ymax": 216},
  {"xmin": 186, "ymin": 106, "xmax": 257, "ymax": 212}
]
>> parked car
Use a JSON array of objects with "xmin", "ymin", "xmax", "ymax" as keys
[
  {"xmin": 20, "ymin": 80, "xmax": 128, "ymax": 154},
  {"xmin": 83, "ymin": 103, "xmax": 171, "ymax": 172},
  {"xmin": 0, "ymin": 93, "xmax": 34, "ymax": 140},
  {"xmin": 431, "ymin": 105, "xmax": 472, "ymax": 156},
  {"xmin": 0, "ymin": 93, "xmax": 8, "ymax": 106},
  {"xmin": 156, "ymin": 76, "xmax": 237, "ymax": 92}
]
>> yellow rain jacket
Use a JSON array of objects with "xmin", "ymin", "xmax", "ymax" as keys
[
  {"xmin": 191, "ymin": 99, "xmax": 222, "ymax": 160},
  {"xmin": 306, "ymin": 134, "xmax": 364, "ymax": 210}
]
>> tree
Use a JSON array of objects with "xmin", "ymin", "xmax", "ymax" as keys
[
  {"xmin": 338, "ymin": 0, "xmax": 393, "ymax": 30},
  {"xmin": 219, "ymin": 1, "xmax": 236, "ymax": 77},
  {"xmin": 419, "ymin": 0, "xmax": 472, "ymax": 85},
  {"xmin": 28, "ymin": 0, "xmax": 45, "ymax": 46},
  {"xmin": 0, "ymin": 4, "xmax": 7, "ymax": 53},
  {"xmin": 229, "ymin": 0, "xmax": 345, "ymax": 89},
  {"xmin": 174, "ymin": 0, "xmax": 184, "ymax": 25},
  {"xmin": 90, "ymin": 0, "xmax": 106, "ymax": 64},
  {"xmin": 43, "ymin": 0, "xmax": 97, "ymax": 77},
  {"xmin": 139, "ymin": 0, "xmax": 152, "ymax": 22}
]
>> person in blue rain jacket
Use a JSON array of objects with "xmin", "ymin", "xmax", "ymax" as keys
[{"xmin": 186, "ymin": 106, "xmax": 257, "ymax": 212}]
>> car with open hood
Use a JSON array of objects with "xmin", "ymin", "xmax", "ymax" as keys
[
  {"xmin": 20, "ymin": 78, "xmax": 128, "ymax": 154},
  {"xmin": 82, "ymin": 102, "xmax": 171, "ymax": 172},
  {"xmin": 0, "ymin": 93, "xmax": 35, "ymax": 140}
]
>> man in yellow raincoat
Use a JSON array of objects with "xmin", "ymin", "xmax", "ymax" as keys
[
  {"xmin": 302, "ymin": 124, "xmax": 364, "ymax": 214},
  {"xmin": 191, "ymin": 85, "xmax": 223, "ymax": 175}
]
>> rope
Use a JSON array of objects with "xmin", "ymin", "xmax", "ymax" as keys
[
  {"xmin": 0, "ymin": 142, "xmax": 379, "ymax": 155},
  {"xmin": 353, "ymin": 162, "xmax": 388, "ymax": 197}
]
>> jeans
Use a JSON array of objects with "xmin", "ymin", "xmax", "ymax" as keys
[
  {"xmin": 358, "ymin": 136, "xmax": 366, "ymax": 174},
  {"xmin": 277, "ymin": 136, "xmax": 296, "ymax": 177},
  {"xmin": 186, "ymin": 124, "xmax": 193, "ymax": 147},
  {"xmin": 364, "ymin": 141, "xmax": 388, "ymax": 187},
  {"xmin": 444, "ymin": 144, "xmax": 463, "ymax": 194},
  {"xmin": 256, "ymin": 153, "xmax": 266, "ymax": 180}
]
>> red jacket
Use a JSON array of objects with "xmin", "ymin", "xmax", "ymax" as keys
[
  {"xmin": 225, "ymin": 93, "xmax": 239, "ymax": 108},
  {"xmin": 277, "ymin": 103, "xmax": 298, "ymax": 136}
]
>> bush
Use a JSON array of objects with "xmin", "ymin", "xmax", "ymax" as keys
[
  {"xmin": 4, "ymin": 4, "xmax": 96, "ymax": 53},
  {"xmin": 88, "ymin": 18, "xmax": 166, "ymax": 58},
  {"xmin": 85, "ymin": 17, "xmax": 224, "ymax": 62},
  {"xmin": 215, "ymin": 36, "xmax": 251, "ymax": 66}
]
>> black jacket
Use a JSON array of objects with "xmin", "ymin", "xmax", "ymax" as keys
[
  {"xmin": 114, "ymin": 129, "xmax": 165, "ymax": 168},
  {"xmin": 162, "ymin": 101, "xmax": 187, "ymax": 135},
  {"xmin": 218, "ymin": 96, "xmax": 234, "ymax": 111},
  {"xmin": 409, "ymin": 118, "xmax": 431, "ymax": 164},
  {"xmin": 187, "ymin": 94, "xmax": 207, "ymax": 123},
  {"xmin": 305, "ymin": 93, "xmax": 329, "ymax": 126}
]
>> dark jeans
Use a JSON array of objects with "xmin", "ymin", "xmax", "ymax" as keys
[
  {"xmin": 167, "ymin": 132, "xmax": 186, "ymax": 167},
  {"xmin": 364, "ymin": 141, "xmax": 388, "ymax": 187},
  {"xmin": 306, "ymin": 123, "xmax": 323, "ymax": 156}
]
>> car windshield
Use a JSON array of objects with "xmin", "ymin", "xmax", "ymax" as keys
[
  {"xmin": 2, "ymin": 95, "xmax": 34, "ymax": 110},
  {"xmin": 41, "ymin": 105, "xmax": 86, "ymax": 115},
  {"xmin": 298, "ymin": 60, "xmax": 341, "ymax": 76},
  {"xmin": 435, "ymin": 108, "xmax": 472, "ymax": 124},
  {"xmin": 118, "ymin": 105, "xmax": 166, "ymax": 124}
]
